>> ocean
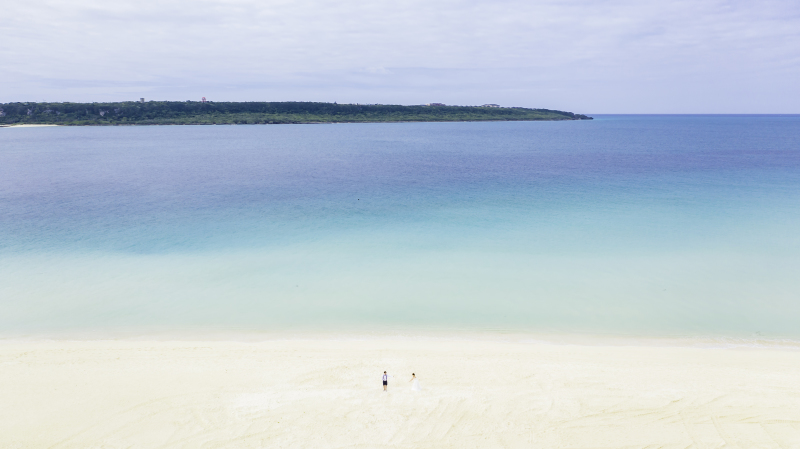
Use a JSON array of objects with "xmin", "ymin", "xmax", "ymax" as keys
[{"xmin": 1, "ymin": 115, "xmax": 799, "ymax": 337}]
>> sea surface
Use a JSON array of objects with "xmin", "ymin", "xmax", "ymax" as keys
[{"xmin": 1, "ymin": 116, "xmax": 799, "ymax": 338}]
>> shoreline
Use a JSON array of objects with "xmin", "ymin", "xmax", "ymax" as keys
[
  {"xmin": 0, "ymin": 117, "xmax": 586, "ymax": 127},
  {"xmin": 0, "ymin": 123, "xmax": 61, "ymax": 127},
  {"xmin": 4, "ymin": 328, "xmax": 800, "ymax": 350}
]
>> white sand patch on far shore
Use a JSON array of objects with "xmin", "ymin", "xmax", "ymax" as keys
[
  {"xmin": 0, "ymin": 124, "xmax": 60, "ymax": 127},
  {"xmin": 1, "ymin": 338, "xmax": 799, "ymax": 448}
]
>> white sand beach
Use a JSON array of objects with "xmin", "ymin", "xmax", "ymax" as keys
[
  {"xmin": 1, "ymin": 336, "xmax": 799, "ymax": 448},
  {"xmin": 0, "ymin": 124, "xmax": 60, "ymax": 128}
]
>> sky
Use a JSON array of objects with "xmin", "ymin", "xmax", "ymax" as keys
[{"xmin": 1, "ymin": 0, "xmax": 799, "ymax": 113}]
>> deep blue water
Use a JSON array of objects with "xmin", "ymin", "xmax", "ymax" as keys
[{"xmin": 1, "ymin": 116, "xmax": 799, "ymax": 336}]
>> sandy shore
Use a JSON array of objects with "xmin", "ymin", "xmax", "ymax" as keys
[
  {"xmin": 1, "ymin": 337, "xmax": 799, "ymax": 448},
  {"xmin": 0, "ymin": 124, "xmax": 60, "ymax": 128}
]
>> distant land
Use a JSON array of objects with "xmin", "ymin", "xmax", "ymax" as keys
[{"xmin": 0, "ymin": 101, "xmax": 592, "ymax": 126}]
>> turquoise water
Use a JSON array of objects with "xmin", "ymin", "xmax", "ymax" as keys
[{"xmin": 1, "ymin": 116, "xmax": 799, "ymax": 336}]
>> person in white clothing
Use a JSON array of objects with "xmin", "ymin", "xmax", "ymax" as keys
[
  {"xmin": 382, "ymin": 371, "xmax": 388, "ymax": 391},
  {"xmin": 409, "ymin": 373, "xmax": 421, "ymax": 391}
]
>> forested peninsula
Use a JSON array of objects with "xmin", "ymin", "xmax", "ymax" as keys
[{"xmin": 0, "ymin": 101, "xmax": 591, "ymax": 126}]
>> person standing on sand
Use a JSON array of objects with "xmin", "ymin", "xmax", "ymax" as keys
[
  {"xmin": 409, "ymin": 373, "xmax": 421, "ymax": 391},
  {"xmin": 383, "ymin": 371, "xmax": 389, "ymax": 391}
]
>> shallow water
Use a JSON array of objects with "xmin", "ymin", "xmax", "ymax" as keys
[{"xmin": 1, "ymin": 116, "xmax": 799, "ymax": 337}]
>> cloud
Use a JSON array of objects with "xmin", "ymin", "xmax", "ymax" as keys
[{"xmin": 1, "ymin": 0, "xmax": 798, "ymax": 112}]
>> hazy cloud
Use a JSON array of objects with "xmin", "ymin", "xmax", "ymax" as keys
[{"xmin": 2, "ymin": 0, "xmax": 798, "ymax": 112}]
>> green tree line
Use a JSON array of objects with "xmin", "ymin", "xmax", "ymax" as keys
[{"xmin": 0, "ymin": 101, "xmax": 592, "ymax": 126}]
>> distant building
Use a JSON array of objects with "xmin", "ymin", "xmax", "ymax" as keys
[
  {"xmin": 426, "ymin": 103, "xmax": 446, "ymax": 106},
  {"xmin": 482, "ymin": 104, "xmax": 500, "ymax": 108},
  {"xmin": 140, "ymin": 98, "xmax": 145, "ymax": 103}
]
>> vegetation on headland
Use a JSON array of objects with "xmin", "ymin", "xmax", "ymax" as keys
[{"xmin": 0, "ymin": 101, "xmax": 591, "ymax": 126}]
